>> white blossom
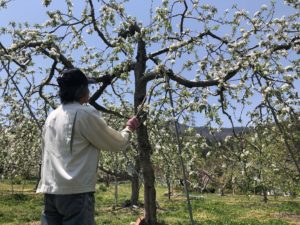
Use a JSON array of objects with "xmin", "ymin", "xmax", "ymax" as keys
[
  {"xmin": 282, "ymin": 106, "xmax": 290, "ymax": 113},
  {"xmin": 284, "ymin": 65, "xmax": 293, "ymax": 72},
  {"xmin": 263, "ymin": 86, "xmax": 272, "ymax": 94},
  {"xmin": 201, "ymin": 143, "xmax": 208, "ymax": 149},
  {"xmin": 261, "ymin": 4, "xmax": 268, "ymax": 10},
  {"xmin": 280, "ymin": 83, "xmax": 290, "ymax": 91}
]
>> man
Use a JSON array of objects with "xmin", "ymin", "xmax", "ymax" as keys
[{"xmin": 36, "ymin": 68, "xmax": 139, "ymax": 225}]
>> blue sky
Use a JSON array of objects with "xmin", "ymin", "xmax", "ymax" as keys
[
  {"xmin": 0, "ymin": 0, "xmax": 299, "ymax": 127},
  {"xmin": 0, "ymin": 0, "xmax": 296, "ymax": 34}
]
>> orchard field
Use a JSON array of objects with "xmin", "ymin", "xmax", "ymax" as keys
[
  {"xmin": 0, "ymin": 180, "xmax": 300, "ymax": 225},
  {"xmin": 0, "ymin": 0, "xmax": 300, "ymax": 224}
]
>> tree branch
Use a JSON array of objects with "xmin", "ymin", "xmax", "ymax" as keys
[
  {"xmin": 0, "ymin": 42, "xmax": 27, "ymax": 70},
  {"xmin": 147, "ymin": 31, "xmax": 209, "ymax": 59},
  {"xmin": 38, "ymin": 60, "xmax": 58, "ymax": 109},
  {"xmin": 166, "ymin": 66, "xmax": 241, "ymax": 88},
  {"xmin": 271, "ymin": 36, "xmax": 300, "ymax": 52},
  {"xmin": 147, "ymin": 30, "xmax": 231, "ymax": 59},
  {"xmin": 87, "ymin": 0, "xmax": 115, "ymax": 47},
  {"xmin": 140, "ymin": 70, "xmax": 163, "ymax": 84},
  {"xmin": 1, "ymin": 62, "xmax": 43, "ymax": 132},
  {"xmin": 98, "ymin": 165, "xmax": 132, "ymax": 180},
  {"xmin": 90, "ymin": 61, "xmax": 135, "ymax": 83},
  {"xmin": 180, "ymin": 0, "xmax": 188, "ymax": 35},
  {"xmin": 18, "ymin": 41, "xmax": 74, "ymax": 68},
  {"xmin": 89, "ymin": 82, "xmax": 128, "ymax": 118},
  {"xmin": 219, "ymin": 88, "xmax": 238, "ymax": 138}
]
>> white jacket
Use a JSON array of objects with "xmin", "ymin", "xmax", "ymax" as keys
[{"xmin": 36, "ymin": 102, "xmax": 131, "ymax": 194}]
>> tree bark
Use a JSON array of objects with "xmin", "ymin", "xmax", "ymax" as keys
[
  {"xmin": 220, "ymin": 186, "xmax": 225, "ymax": 196},
  {"xmin": 166, "ymin": 177, "xmax": 171, "ymax": 200},
  {"xmin": 35, "ymin": 163, "xmax": 42, "ymax": 191},
  {"xmin": 131, "ymin": 156, "xmax": 141, "ymax": 206},
  {"xmin": 134, "ymin": 39, "xmax": 157, "ymax": 225},
  {"xmin": 262, "ymin": 187, "xmax": 268, "ymax": 203},
  {"xmin": 114, "ymin": 175, "xmax": 118, "ymax": 209}
]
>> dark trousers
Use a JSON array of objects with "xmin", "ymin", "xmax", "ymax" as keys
[{"xmin": 41, "ymin": 192, "xmax": 95, "ymax": 225}]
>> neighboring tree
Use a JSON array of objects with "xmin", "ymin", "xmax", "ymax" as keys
[
  {"xmin": 0, "ymin": 0, "xmax": 299, "ymax": 224},
  {"xmin": 202, "ymin": 121, "xmax": 299, "ymax": 199},
  {"xmin": 0, "ymin": 95, "xmax": 41, "ymax": 181},
  {"xmin": 246, "ymin": 118, "xmax": 300, "ymax": 198}
]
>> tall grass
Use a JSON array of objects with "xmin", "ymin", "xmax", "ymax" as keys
[{"xmin": 0, "ymin": 181, "xmax": 299, "ymax": 225}]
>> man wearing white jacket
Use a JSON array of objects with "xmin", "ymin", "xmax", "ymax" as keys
[{"xmin": 37, "ymin": 68, "xmax": 139, "ymax": 225}]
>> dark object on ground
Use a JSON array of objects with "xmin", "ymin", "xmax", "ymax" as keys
[
  {"xmin": 122, "ymin": 199, "xmax": 132, "ymax": 208},
  {"xmin": 202, "ymin": 187, "xmax": 216, "ymax": 193}
]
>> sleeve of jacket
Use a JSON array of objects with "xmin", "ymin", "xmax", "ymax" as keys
[{"xmin": 76, "ymin": 108, "xmax": 131, "ymax": 152}]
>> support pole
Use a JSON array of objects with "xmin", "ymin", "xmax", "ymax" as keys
[{"xmin": 166, "ymin": 77, "xmax": 195, "ymax": 225}]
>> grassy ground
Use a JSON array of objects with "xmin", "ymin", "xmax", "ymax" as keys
[{"xmin": 0, "ymin": 180, "xmax": 300, "ymax": 225}]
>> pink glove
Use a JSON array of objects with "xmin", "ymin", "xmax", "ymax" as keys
[{"xmin": 126, "ymin": 116, "xmax": 139, "ymax": 131}]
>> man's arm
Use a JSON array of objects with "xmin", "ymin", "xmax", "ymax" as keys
[{"xmin": 76, "ymin": 109, "xmax": 133, "ymax": 152}]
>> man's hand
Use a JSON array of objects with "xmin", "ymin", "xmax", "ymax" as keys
[{"xmin": 126, "ymin": 116, "xmax": 140, "ymax": 132}]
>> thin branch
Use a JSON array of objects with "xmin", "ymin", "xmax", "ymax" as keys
[
  {"xmin": 147, "ymin": 30, "xmax": 230, "ymax": 59},
  {"xmin": 14, "ymin": 41, "xmax": 74, "ymax": 69},
  {"xmin": 38, "ymin": 60, "xmax": 58, "ymax": 109},
  {"xmin": 219, "ymin": 88, "xmax": 238, "ymax": 138},
  {"xmin": 1, "ymin": 61, "xmax": 42, "ymax": 132},
  {"xmin": 111, "ymin": 80, "xmax": 131, "ymax": 115},
  {"xmin": 98, "ymin": 165, "xmax": 132, "ymax": 180},
  {"xmin": 271, "ymin": 36, "xmax": 300, "ymax": 52},
  {"xmin": 0, "ymin": 42, "xmax": 27, "ymax": 70},
  {"xmin": 49, "ymin": 18, "xmax": 90, "ymax": 34},
  {"xmin": 89, "ymin": 83, "xmax": 128, "ymax": 119},
  {"xmin": 180, "ymin": 0, "xmax": 188, "ymax": 35},
  {"xmin": 147, "ymin": 31, "xmax": 208, "ymax": 59},
  {"xmin": 88, "ymin": 0, "xmax": 115, "ymax": 47}
]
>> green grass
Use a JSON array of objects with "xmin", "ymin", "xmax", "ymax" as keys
[{"xmin": 0, "ymin": 180, "xmax": 299, "ymax": 225}]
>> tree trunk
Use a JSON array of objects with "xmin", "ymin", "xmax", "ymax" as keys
[
  {"xmin": 22, "ymin": 179, "xmax": 26, "ymax": 194},
  {"xmin": 167, "ymin": 178, "xmax": 171, "ymax": 200},
  {"xmin": 220, "ymin": 181, "xmax": 226, "ymax": 196},
  {"xmin": 131, "ymin": 156, "xmax": 140, "ymax": 206},
  {"xmin": 232, "ymin": 182, "xmax": 236, "ymax": 195},
  {"xmin": 220, "ymin": 186, "xmax": 225, "ymax": 196},
  {"xmin": 262, "ymin": 187, "xmax": 268, "ymax": 203},
  {"xmin": 35, "ymin": 163, "xmax": 42, "ymax": 191},
  {"xmin": 139, "ymin": 139, "xmax": 156, "ymax": 225},
  {"xmin": 105, "ymin": 174, "xmax": 110, "ymax": 187},
  {"xmin": 10, "ymin": 175, "xmax": 14, "ymax": 195},
  {"xmin": 114, "ymin": 175, "xmax": 118, "ymax": 209},
  {"xmin": 134, "ymin": 39, "xmax": 157, "ymax": 225}
]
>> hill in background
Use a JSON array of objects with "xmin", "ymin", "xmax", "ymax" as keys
[{"xmin": 177, "ymin": 123, "xmax": 247, "ymax": 141}]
